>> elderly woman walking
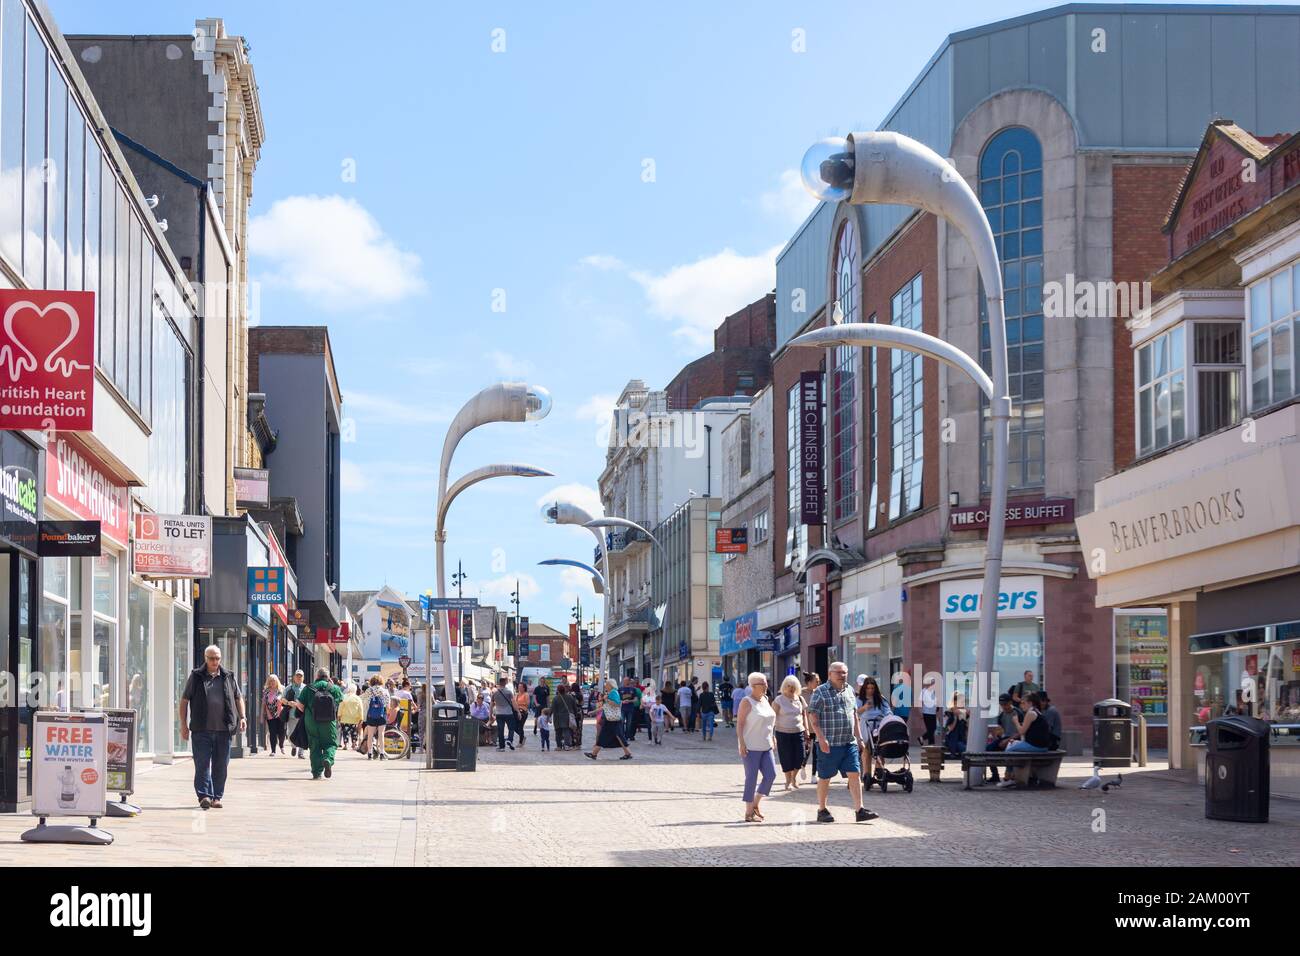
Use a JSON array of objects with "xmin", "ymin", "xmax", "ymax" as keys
[
  {"xmin": 585, "ymin": 679, "xmax": 632, "ymax": 760},
  {"xmin": 551, "ymin": 683, "xmax": 575, "ymax": 750},
  {"xmin": 773, "ymin": 675, "xmax": 809, "ymax": 790},
  {"xmin": 736, "ymin": 672, "xmax": 777, "ymax": 822}
]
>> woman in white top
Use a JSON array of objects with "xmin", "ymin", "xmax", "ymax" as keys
[
  {"xmin": 736, "ymin": 672, "xmax": 777, "ymax": 823},
  {"xmin": 772, "ymin": 675, "xmax": 809, "ymax": 791}
]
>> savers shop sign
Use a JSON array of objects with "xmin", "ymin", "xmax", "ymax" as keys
[{"xmin": 133, "ymin": 513, "xmax": 212, "ymax": 578}]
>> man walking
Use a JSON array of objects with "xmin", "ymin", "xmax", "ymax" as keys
[
  {"xmin": 719, "ymin": 678, "xmax": 735, "ymax": 727},
  {"xmin": 283, "ymin": 668, "xmax": 344, "ymax": 779},
  {"xmin": 492, "ymin": 677, "xmax": 517, "ymax": 751},
  {"xmin": 620, "ymin": 676, "xmax": 642, "ymax": 741},
  {"xmin": 676, "ymin": 680, "xmax": 694, "ymax": 733},
  {"xmin": 807, "ymin": 661, "xmax": 878, "ymax": 824},
  {"xmin": 283, "ymin": 669, "xmax": 308, "ymax": 759},
  {"xmin": 534, "ymin": 679, "xmax": 551, "ymax": 736},
  {"xmin": 179, "ymin": 644, "xmax": 247, "ymax": 810}
]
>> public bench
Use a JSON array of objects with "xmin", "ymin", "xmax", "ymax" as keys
[{"xmin": 959, "ymin": 750, "xmax": 1067, "ymax": 790}]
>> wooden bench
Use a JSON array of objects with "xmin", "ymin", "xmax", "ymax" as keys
[{"xmin": 959, "ymin": 750, "xmax": 1067, "ymax": 790}]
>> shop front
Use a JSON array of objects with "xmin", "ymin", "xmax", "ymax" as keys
[
  {"xmin": 1078, "ymin": 403, "xmax": 1300, "ymax": 795},
  {"xmin": 756, "ymin": 593, "xmax": 800, "ymax": 685},
  {"xmin": 939, "ymin": 576, "xmax": 1046, "ymax": 709},
  {"xmin": 0, "ymin": 431, "xmax": 41, "ymax": 812},
  {"xmin": 836, "ymin": 585, "xmax": 903, "ymax": 693}
]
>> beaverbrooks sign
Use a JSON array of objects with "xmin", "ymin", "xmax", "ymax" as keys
[{"xmin": 1107, "ymin": 488, "xmax": 1246, "ymax": 556}]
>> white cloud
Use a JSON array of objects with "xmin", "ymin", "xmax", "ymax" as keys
[
  {"xmin": 629, "ymin": 246, "xmax": 779, "ymax": 349},
  {"xmin": 575, "ymin": 393, "xmax": 616, "ymax": 425},
  {"xmin": 580, "ymin": 254, "xmax": 626, "ymax": 271},
  {"xmin": 468, "ymin": 572, "xmax": 541, "ymax": 606},
  {"xmin": 759, "ymin": 168, "xmax": 819, "ymax": 227},
  {"xmin": 486, "ymin": 350, "xmax": 532, "ymax": 379},
  {"xmin": 345, "ymin": 390, "xmax": 451, "ymax": 426},
  {"xmin": 341, "ymin": 459, "xmax": 368, "ymax": 493},
  {"xmin": 249, "ymin": 194, "xmax": 426, "ymax": 309},
  {"xmin": 559, "ymin": 565, "xmax": 597, "ymax": 597}
]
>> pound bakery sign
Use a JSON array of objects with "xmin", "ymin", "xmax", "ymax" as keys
[{"xmin": 0, "ymin": 290, "xmax": 95, "ymax": 431}]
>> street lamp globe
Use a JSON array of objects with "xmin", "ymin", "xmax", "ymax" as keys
[
  {"xmin": 800, "ymin": 137, "xmax": 854, "ymax": 202},
  {"xmin": 524, "ymin": 385, "xmax": 552, "ymax": 421}
]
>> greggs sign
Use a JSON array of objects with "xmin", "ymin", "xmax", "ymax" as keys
[
  {"xmin": 46, "ymin": 435, "xmax": 129, "ymax": 545},
  {"xmin": 0, "ymin": 290, "xmax": 95, "ymax": 430}
]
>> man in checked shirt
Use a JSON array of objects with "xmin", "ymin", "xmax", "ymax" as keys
[{"xmin": 807, "ymin": 661, "xmax": 879, "ymax": 824}]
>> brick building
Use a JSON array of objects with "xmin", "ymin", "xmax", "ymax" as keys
[
  {"xmin": 665, "ymin": 293, "xmax": 775, "ymax": 409},
  {"xmin": 758, "ymin": 3, "xmax": 1300, "ymax": 748}
]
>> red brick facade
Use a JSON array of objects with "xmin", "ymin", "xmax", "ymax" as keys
[
  {"xmin": 1112, "ymin": 164, "xmax": 1190, "ymax": 469},
  {"xmin": 665, "ymin": 294, "xmax": 776, "ymax": 409}
]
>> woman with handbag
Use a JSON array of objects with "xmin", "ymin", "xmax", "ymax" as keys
[
  {"xmin": 263, "ymin": 675, "xmax": 286, "ymax": 755},
  {"xmin": 585, "ymin": 679, "xmax": 632, "ymax": 760}
]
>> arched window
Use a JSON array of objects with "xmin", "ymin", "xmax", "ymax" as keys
[
  {"xmin": 831, "ymin": 219, "xmax": 859, "ymax": 522},
  {"xmin": 979, "ymin": 127, "xmax": 1045, "ymax": 490}
]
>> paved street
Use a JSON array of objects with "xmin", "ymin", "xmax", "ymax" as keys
[{"xmin": 0, "ymin": 722, "xmax": 1294, "ymax": 866}]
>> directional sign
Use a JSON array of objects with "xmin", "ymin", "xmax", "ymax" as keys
[{"xmin": 428, "ymin": 597, "xmax": 479, "ymax": 611}]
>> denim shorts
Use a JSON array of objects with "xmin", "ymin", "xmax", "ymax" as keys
[{"xmin": 816, "ymin": 742, "xmax": 861, "ymax": 779}]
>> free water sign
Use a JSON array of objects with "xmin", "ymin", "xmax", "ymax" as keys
[{"xmin": 31, "ymin": 711, "xmax": 107, "ymax": 818}]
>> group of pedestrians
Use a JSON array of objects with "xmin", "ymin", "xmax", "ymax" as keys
[{"xmin": 483, "ymin": 677, "xmax": 588, "ymax": 752}]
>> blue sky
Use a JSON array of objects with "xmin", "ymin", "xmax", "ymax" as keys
[{"xmin": 50, "ymin": 0, "xmax": 1267, "ymax": 632}]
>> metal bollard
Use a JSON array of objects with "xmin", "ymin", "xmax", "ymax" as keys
[{"xmin": 1135, "ymin": 713, "xmax": 1148, "ymax": 767}]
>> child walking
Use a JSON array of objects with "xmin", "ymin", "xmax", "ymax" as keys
[
  {"xmin": 650, "ymin": 700, "xmax": 671, "ymax": 744},
  {"xmin": 538, "ymin": 708, "xmax": 553, "ymax": 751}
]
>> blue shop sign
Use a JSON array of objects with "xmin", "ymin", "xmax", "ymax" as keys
[{"xmin": 720, "ymin": 610, "xmax": 759, "ymax": 656}]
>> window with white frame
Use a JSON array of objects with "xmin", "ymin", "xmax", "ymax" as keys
[
  {"xmin": 1247, "ymin": 262, "xmax": 1299, "ymax": 411},
  {"xmin": 889, "ymin": 276, "xmax": 924, "ymax": 520},
  {"xmin": 752, "ymin": 509, "xmax": 768, "ymax": 544},
  {"xmin": 832, "ymin": 343, "xmax": 858, "ymax": 522},
  {"xmin": 1192, "ymin": 322, "xmax": 1243, "ymax": 436},
  {"xmin": 1137, "ymin": 325, "xmax": 1186, "ymax": 455}
]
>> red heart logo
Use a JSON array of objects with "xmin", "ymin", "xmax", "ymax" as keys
[{"xmin": 2, "ymin": 299, "xmax": 91, "ymax": 381}]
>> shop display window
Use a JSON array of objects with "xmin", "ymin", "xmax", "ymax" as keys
[
  {"xmin": 1115, "ymin": 611, "xmax": 1168, "ymax": 725},
  {"xmin": 1191, "ymin": 640, "xmax": 1300, "ymax": 728},
  {"xmin": 943, "ymin": 619, "xmax": 1043, "ymax": 704}
]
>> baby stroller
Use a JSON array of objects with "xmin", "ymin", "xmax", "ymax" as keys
[{"xmin": 867, "ymin": 714, "xmax": 914, "ymax": 793}]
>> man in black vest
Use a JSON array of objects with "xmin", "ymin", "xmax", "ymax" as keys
[{"xmin": 179, "ymin": 644, "xmax": 247, "ymax": 809}]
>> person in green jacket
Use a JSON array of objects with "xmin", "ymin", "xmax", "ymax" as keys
[{"xmin": 284, "ymin": 668, "xmax": 345, "ymax": 779}]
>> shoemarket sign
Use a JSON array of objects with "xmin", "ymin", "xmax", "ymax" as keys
[
  {"xmin": 133, "ymin": 513, "xmax": 212, "ymax": 578},
  {"xmin": 30, "ymin": 711, "xmax": 107, "ymax": 818},
  {"xmin": 0, "ymin": 290, "xmax": 96, "ymax": 430},
  {"xmin": 46, "ymin": 433, "xmax": 130, "ymax": 545}
]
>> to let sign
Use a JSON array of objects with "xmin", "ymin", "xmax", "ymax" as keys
[
  {"xmin": 799, "ymin": 371, "xmax": 824, "ymax": 525},
  {"xmin": 949, "ymin": 497, "xmax": 1075, "ymax": 533},
  {"xmin": 133, "ymin": 513, "xmax": 213, "ymax": 578},
  {"xmin": 0, "ymin": 290, "xmax": 96, "ymax": 431},
  {"xmin": 715, "ymin": 527, "xmax": 748, "ymax": 554}
]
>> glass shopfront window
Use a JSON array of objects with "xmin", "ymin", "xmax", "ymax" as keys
[
  {"xmin": 127, "ymin": 583, "xmax": 152, "ymax": 753},
  {"xmin": 91, "ymin": 553, "xmax": 117, "ymax": 710},
  {"xmin": 39, "ymin": 557, "xmax": 68, "ymax": 710},
  {"xmin": 173, "ymin": 605, "xmax": 192, "ymax": 752},
  {"xmin": 1191, "ymin": 639, "xmax": 1300, "ymax": 727},
  {"xmin": 944, "ymin": 619, "xmax": 1044, "ymax": 705},
  {"xmin": 1115, "ymin": 610, "xmax": 1168, "ymax": 726}
]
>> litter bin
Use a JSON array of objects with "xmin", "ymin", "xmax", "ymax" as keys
[
  {"xmin": 456, "ymin": 715, "xmax": 478, "ymax": 772},
  {"xmin": 431, "ymin": 702, "xmax": 464, "ymax": 770},
  {"xmin": 1092, "ymin": 699, "xmax": 1132, "ymax": 768},
  {"xmin": 1205, "ymin": 715, "xmax": 1270, "ymax": 823}
]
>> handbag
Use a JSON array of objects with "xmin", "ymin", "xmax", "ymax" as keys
[{"xmin": 289, "ymin": 713, "xmax": 310, "ymax": 750}]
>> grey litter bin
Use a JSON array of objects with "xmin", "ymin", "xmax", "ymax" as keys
[
  {"xmin": 1205, "ymin": 715, "xmax": 1270, "ymax": 823},
  {"xmin": 456, "ymin": 715, "xmax": 478, "ymax": 772},
  {"xmin": 1092, "ymin": 698, "xmax": 1132, "ymax": 768},
  {"xmin": 431, "ymin": 702, "xmax": 464, "ymax": 770}
]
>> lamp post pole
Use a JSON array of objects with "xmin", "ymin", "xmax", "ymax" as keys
[
  {"xmin": 800, "ymin": 132, "xmax": 1010, "ymax": 783},
  {"xmin": 427, "ymin": 381, "xmax": 552, "ymax": 771}
]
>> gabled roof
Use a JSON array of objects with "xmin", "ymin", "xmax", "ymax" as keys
[{"xmin": 1163, "ymin": 120, "xmax": 1274, "ymax": 233}]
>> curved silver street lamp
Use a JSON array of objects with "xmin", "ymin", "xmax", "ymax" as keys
[
  {"xmin": 428, "ymin": 382, "xmax": 552, "ymax": 770},
  {"xmin": 582, "ymin": 517, "xmax": 670, "ymax": 686},
  {"xmin": 542, "ymin": 500, "xmax": 611, "ymax": 684},
  {"xmin": 801, "ymin": 131, "xmax": 1011, "ymax": 782},
  {"xmin": 538, "ymin": 558, "xmax": 606, "ymax": 686}
]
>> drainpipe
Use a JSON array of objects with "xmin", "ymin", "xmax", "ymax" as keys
[{"xmin": 704, "ymin": 424, "xmax": 712, "ymax": 497}]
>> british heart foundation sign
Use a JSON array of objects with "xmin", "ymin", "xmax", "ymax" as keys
[{"xmin": 0, "ymin": 290, "xmax": 95, "ymax": 431}]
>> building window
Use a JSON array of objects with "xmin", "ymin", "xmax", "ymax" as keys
[
  {"xmin": 737, "ymin": 370, "xmax": 755, "ymax": 390},
  {"xmin": 889, "ymin": 276, "xmax": 924, "ymax": 520},
  {"xmin": 785, "ymin": 383, "xmax": 805, "ymax": 568},
  {"xmin": 739, "ymin": 414, "xmax": 751, "ymax": 476},
  {"xmin": 1137, "ymin": 325, "xmax": 1186, "ymax": 455},
  {"xmin": 1193, "ymin": 322, "xmax": 1242, "ymax": 435},
  {"xmin": 833, "ymin": 344, "xmax": 858, "ymax": 521},
  {"xmin": 866, "ymin": 316, "xmax": 879, "ymax": 531},
  {"xmin": 752, "ymin": 509, "xmax": 768, "ymax": 544},
  {"xmin": 980, "ymin": 126, "xmax": 1045, "ymax": 490},
  {"xmin": 1247, "ymin": 262, "xmax": 1299, "ymax": 411}
]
